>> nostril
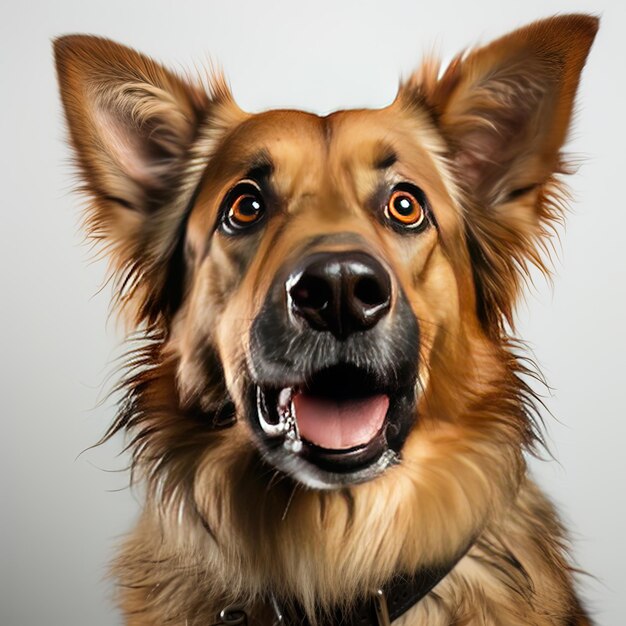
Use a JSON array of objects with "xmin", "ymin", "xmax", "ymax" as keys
[
  {"xmin": 290, "ymin": 275, "xmax": 332, "ymax": 311},
  {"xmin": 354, "ymin": 275, "xmax": 389, "ymax": 308}
]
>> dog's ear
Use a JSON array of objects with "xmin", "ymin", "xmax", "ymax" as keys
[
  {"xmin": 54, "ymin": 35, "xmax": 237, "ymax": 326},
  {"xmin": 401, "ymin": 15, "xmax": 598, "ymax": 330}
]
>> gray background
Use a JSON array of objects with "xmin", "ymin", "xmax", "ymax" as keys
[{"xmin": 2, "ymin": 0, "xmax": 624, "ymax": 624}]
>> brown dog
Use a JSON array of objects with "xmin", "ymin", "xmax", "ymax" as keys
[{"xmin": 54, "ymin": 14, "xmax": 598, "ymax": 625}]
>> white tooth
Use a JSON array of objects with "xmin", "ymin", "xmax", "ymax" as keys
[
  {"xmin": 278, "ymin": 387, "xmax": 292, "ymax": 409},
  {"xmin": 257, "ymin": 386, "xmax": 287, "ymax": 437},
  {"xmin": 284, "ymin": 437, "xmax": 302, "ymax": 453},
  {"xmin": 282, "ymin": 395, "xmax": 302, "ymax": 453},
  {"xmin": 289, "ymin": 399, "xmax": 299, "ymax": 432},
  {"xmin": 257, "ymin": 386, "xmax": 303, "ymax": 453}
]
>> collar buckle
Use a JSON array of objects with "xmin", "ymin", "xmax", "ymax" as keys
[
  {"xmin": 217, "ymin": 604, "xmax": 248, "ymax": 625},
  {"xmin": 372, "ymin": 588, "xmax": 391, "ymax": 626}
]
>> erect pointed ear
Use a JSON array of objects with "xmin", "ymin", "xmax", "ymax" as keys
[
  {"xmin": 400, "ymin": 15, "xmax": 598, "ymax": 330},
  {"xmin": 55, "ymin": 35, "xmax": 210, "ymax": 208},
  {"xmin": 54, "ymin": 35, "xmax": 240, "ymax": 326}
]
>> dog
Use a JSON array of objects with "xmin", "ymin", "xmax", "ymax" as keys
[{"xmin": 54, "ymin": 14, "xmax": 598, "ymax": 625}]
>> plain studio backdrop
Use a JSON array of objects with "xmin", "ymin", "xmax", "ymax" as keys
[{"xmin": 1, "ymin": 0, "xmax": 625, "ymax": 624}]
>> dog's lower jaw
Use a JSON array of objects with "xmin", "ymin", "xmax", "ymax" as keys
[{"xmin": 114, "ymin": 477, "xmax": 590, "ymax": 626}]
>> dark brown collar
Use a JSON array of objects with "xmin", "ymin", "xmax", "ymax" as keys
[{"xmin": 269, "ymin": 543, "xmax": 472, "ymax": 626}]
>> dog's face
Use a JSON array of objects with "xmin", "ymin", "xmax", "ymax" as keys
[
  {"xmin": 55, "ymin": 15, "xmax": 596, "ymax": 602},
  {"xmin": 182, "ymin": 107, "xmax": 461, "ymax": 488}
]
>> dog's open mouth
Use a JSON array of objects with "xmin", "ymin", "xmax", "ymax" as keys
[{"xmin": 250, "ymin": 364, "xmax": 416, "ymax": 488}]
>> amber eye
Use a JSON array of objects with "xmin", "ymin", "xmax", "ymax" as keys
[
  {"xmin": 222, "ymin": 181, "xmax": 266, "ymax": 234},
  {"xmin": 385, "ymin": 187, "xmax": 426, "ymax": 229}
]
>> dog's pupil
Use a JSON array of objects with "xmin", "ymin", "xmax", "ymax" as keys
[
  {"xmin": 395, "ymin": 195, "xmax": 413, "ymax": 215},
  {"xmin": 239, "ymin": 196, "xmax": 261, "ymax": 216}
]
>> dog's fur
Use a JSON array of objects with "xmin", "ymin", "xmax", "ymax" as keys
[{"xmin": 55, "ymin": 14, "xmax": 598, "ymax": 625}]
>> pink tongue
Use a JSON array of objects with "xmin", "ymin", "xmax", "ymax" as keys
[{"xmin": 293, "ymin": 393, "xmax": 389, "ymax": 450}]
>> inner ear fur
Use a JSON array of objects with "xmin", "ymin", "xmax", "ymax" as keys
[
  {"xmin": 400, "ymin": 14, "xmax": 598, "ymax": 331},
  {"xmin": 54, "ymin": 35, "xmax": 209, "ymax": 209},
  {"xmin": 54, "ymin": 35, "xmax": 233, "ymax": 326}
]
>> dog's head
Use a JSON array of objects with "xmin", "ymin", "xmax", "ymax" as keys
[{"xmin": 55, "ymin": 15, "xmax": 597, "ymax": 604}]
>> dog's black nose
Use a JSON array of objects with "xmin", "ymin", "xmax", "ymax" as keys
[{"xmin": 288, "ymin": 251, "xmax": 392, "ymax": 339}]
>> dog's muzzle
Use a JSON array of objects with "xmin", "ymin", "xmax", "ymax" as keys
[{"xmin": 247, "ymin": 248, "xmax": 420, "ymax": 489}]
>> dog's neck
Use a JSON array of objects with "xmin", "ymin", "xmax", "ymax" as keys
[
  {"xmin": 217, "ymin": 541, "xmax": 474, "ymax": 626},
  {"xmin": 275, "ymin": 559, "xmax": 464, "ymax": 626}
]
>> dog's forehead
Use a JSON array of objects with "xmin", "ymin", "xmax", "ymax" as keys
[
  {"xmin": 224, "ymin": 109, "xmax": 326, "ymax": 167},
  {"xmin": 217, "ymin": 106, "xmax": 448, "ymax": 195}
]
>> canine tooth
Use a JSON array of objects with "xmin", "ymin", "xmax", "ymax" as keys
[
  {"xmin": 256, "ymin": 385, "xmax": 302, "ymax": 452},
  {"xmin": 256, "ymin": 386, "xmax": 287, "ymax": 437}
]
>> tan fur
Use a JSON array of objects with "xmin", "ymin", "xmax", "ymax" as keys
[{"xmin": 55, "ymin": 15, "xmax": 598, "ymax": 625}]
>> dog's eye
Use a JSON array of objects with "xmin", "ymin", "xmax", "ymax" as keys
[
  {"xmin": 221, "ymin": 181, "xmax": 266, "ymax": 234},
  {"xmin": 384, "ymin": 186, "xmax": 427, "ymax": 230}
]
